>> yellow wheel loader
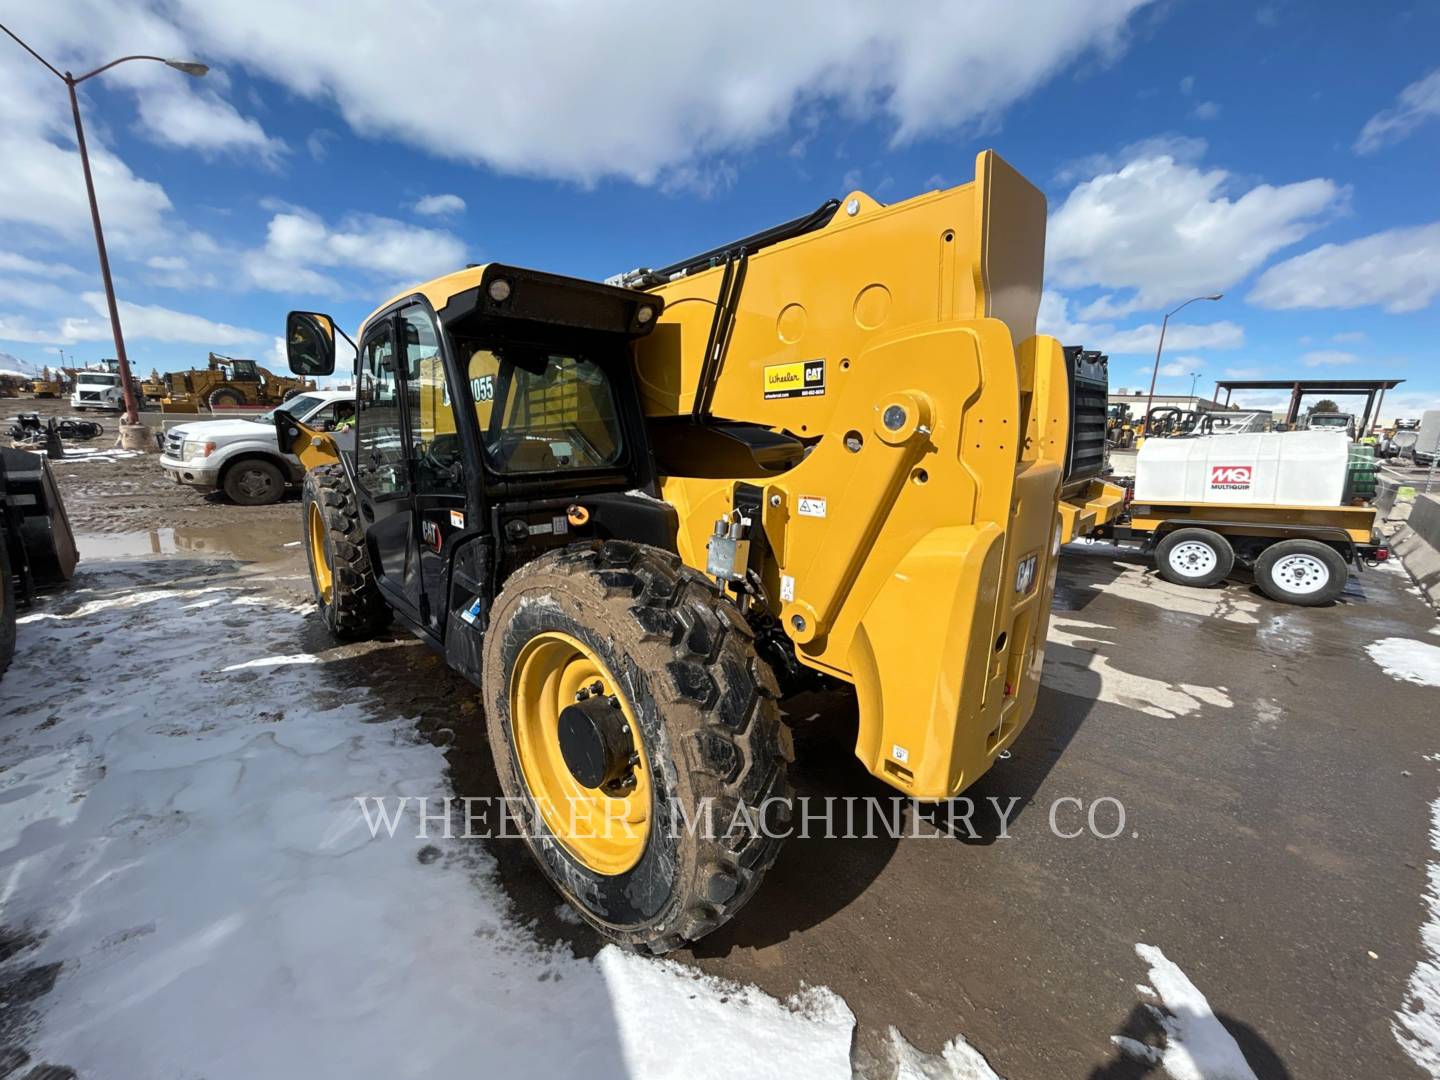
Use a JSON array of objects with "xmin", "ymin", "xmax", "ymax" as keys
[{"xmin": 277, "ymin": 151, "xmax": 1121, "ymax": 952}]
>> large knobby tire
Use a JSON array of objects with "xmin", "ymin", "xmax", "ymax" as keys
[
  {"xmin": 301, "ymin": 465, "xmax": 390, "ymax": 639},
  {"xmin": 1155, "ymin": 527, "xmax": 1234, "ymax": 588},
  {"xmin": 0, "ymin": 536, "xmax": 15, "ymax": 681},
  {"xmin": 483, "ymin": 540, "xmax": 793, "ymax": 954},
  {"xmin": 1255, "ymin": 539, "xmax": 1348, "ymax": 606},
  {"xmin": 223, "ymin": 457, "xmax": 286, "ymax": 506},
  {"xmin": 208, "ymin": 387, "xmax": 244, "ymax": 410}
]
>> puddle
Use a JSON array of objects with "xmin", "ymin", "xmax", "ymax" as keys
[{"xmin": 74, "ymin": 525, "xmax": 303, "ymax": 565}]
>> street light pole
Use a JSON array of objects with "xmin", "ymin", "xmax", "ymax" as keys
[
  {"xmin": 1144, "ymin": 293, "xmax": 1223, "ymax": 433},
  {"xmin": 1, "ymin": 23, "xmax": 207, "ymax": 434},
  {"xmin": 1188, "ymin": 371, "xmax": 1201, "ymax": 400}
]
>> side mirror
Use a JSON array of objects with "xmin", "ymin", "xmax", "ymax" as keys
[{"xmin": 286, "ymin": 311, "xmax": 337, "ymax": 377}]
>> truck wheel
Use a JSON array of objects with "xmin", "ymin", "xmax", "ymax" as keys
[
  {"xmin": 482, "ymin": 540, "xmax": 793, "ymax": 954},
  {"xmin": 0, "ymin": 536, "xmax": 15, "ymax": 680},
  {"xmin": 223, "ymin": 458, "xmax": 286, "ymax": 505},
  {"xmin": 208, "ymin": 387, "xmax": 243, "ymax": 410},
  {"xmin": 302, "ymin": 465, "xmax": 390, "ymax": 639},
  {"xmin": 1255, "ymin": 539, "xmax": 1347, "ymax": 606},
  {"xmin": 282, "ymin": 387, "xmax": 302, "ymax": 401},
  {"xmin": 1155, "ymin": 527, "xmax": 1234, "ymax": 588}
]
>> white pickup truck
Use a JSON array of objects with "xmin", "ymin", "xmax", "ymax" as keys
[{"xmin": 160, "ymin": 390, "xmax": 353, "ymax": 505}]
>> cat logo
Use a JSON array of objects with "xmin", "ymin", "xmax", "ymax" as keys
[
  {"xmin": 421, "ymin": 518, "xmax": 443, "ymax": 552},
  {"xmin": 763, "ymin": 359, "xmax": 826, "ymax": 400}
]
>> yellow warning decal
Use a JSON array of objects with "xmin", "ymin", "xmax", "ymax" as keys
[{"xmin": 763, "ymin": 359, "xmax": 825, "ymax": 400}]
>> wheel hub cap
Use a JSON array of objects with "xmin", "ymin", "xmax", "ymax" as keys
[
  {"xmin": 1170, "ymin": 540, "xmax": 1217, "ymax": 577},
  {"xmin": 1273, "ymin": 553, "xmax": 1328, "ymax": 594},
  {"xmin": 558, "ymin": 688, "xmax": 638, "ymax": 792}
]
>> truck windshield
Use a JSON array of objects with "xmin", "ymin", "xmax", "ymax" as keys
[
  {"xmin": 254, "ymin": 395, "xmax": 325, "ymax": 424},
  {"xmin": 77, "ymin": 374, "xmax": 118, "ymax": 385},
  {"xmin": 456, "ymin": 341, "xmax": 625, "ymax": 474}
]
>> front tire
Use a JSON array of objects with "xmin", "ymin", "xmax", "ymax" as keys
[
  {"xmin": 1155, "ymin": 527, "xmax": 1234, "ymax": 588},
  {"xmin": 482, "ymin": 541, "xmax": 793, "ymax": 954},
  {"xmin": 208, "ymin": 387, "xmax": 244, "ymax": 410},
  {"xmin": 301, "ymin": 466, "xmax": 390, "ymax": 639},
  {"xmin": 1255, "ymin": 539, "xmax": 1347, "ymax": 606}
]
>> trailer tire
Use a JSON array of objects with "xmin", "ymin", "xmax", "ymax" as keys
[
  {"xmin": 483, "ymin": 540, "xmax": 793, "ymax": 954},
  {"xmin": 1155, "ymin": 527, "xmax": 1234, "ymax": 588},
  {"xmin": 1255, "ymin": 539, "xmax": 1347, "ymax": 606},
  {"xmin": 302, "ymin": 465, "xmax": 391, "ymax": 639},
  {"xmin": 0, "ymin": 535, "xmax": 15, "ymax": 680}
]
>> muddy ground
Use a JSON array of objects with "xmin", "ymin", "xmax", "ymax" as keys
[{"xmin": 5, "ymin": 425, "xmax": 1440, "ymax": 1079}]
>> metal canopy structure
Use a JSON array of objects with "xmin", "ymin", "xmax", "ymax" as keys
[{"xmin": 1213, "ymin": 378, "xmax": 1405, "ymax": 432}]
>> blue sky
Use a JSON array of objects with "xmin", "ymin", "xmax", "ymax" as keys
[{"xmin": 1, "ymin": 1, "xmax": 1437, "ymax": 417}]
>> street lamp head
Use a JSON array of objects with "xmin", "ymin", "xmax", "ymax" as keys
[
  {"xmin": 1206, "ymin": 293, "xmax": 1223, "ymax": 301},
  {"xmin": 164, "ymin": 60, "xmax": 209, "ymax": 77}
]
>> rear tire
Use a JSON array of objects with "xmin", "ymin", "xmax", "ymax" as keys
[
  {"xmin": 1154, "ymin": 527, "xmax": 1234, "ymax": 588},
  {"xmin": 301, "ymin": 465, "xmax": 390, "ymax": 639},
  {"xmin": 223, "ymin": 458, "xmax": 286, "ymax": 506},
  {"xmin": 482, "ymin": 540, "xmax": 793, "ymax": 954},
  {"xmin": 1255, "ymin": 539, "xmax": 1347, "ymax": 606},
  {"xmin": 0, "ymin": 535, "xmax": 15, "ymax": 681},
  {"xmin": 208, "ymin": 387, "xmax": 244, "ymax": 410}
]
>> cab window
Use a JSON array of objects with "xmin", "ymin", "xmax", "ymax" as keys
[
  {"xmin": 356, "ymin": 327, "xmax": 407, "ymax": 497},
  {"xmin": 459, "ymin": 343, "xmax": 624, "ymax": 474},
  {"xmin": 402, "ymin": 307, "xmax": 463, "ymax": 495}
]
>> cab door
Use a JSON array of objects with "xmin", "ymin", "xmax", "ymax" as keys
[
  {"xmin": 398, "ymin": 304, "xmax": 469, "ymax": 635},
  {"xmin": 353, "ymin": 319, "xmax": 416, "ymax": 612}
]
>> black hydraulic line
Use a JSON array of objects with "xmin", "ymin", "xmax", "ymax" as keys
[
  {"xmin": 655, "ymin": 199, "xmax": 840, "ymax": 281},
  {"xmin": 693, "ymin": 252, "xmax": 749, "ymax": 422}
]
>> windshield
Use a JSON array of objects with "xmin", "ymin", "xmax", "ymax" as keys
[
  {"xmin": 77, "ymin": 373, "xmax": 118, "ymax": 385},
  {"xmin": 253, "ymin": 394, "xmax": 326, "ymax": 424}
]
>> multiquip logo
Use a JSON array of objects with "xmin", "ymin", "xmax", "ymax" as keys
[{"xmin": 1209, "ymin": 465, "xmax": 1253, "ymax": 491}]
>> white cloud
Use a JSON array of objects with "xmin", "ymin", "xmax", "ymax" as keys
[
  {"xmin": 1300, "ymin": 350, "xmax": 1360, "ymax": 367},
  {"xmin": 0, "ymin": 293, "xmax": 265, "ymax": 346},
  {"xmin": 0, "ymin": 252, "xmax": 83, "ymax": 279},
  {"xmin": 1192, "ymin": 100, "xmax": 1220, "ymax": 120},
  {"xmin": 167, "ymin": 0, "xmax": 1151, "ymax": 185},
  {"xmin": 412, "ymin": 194, "xmax": 466, "ymax": 217},
  {"xmin": 237, "ymin": 209, "xmax": 467, "ymax": 297},
  {"xmin": 132, "ymin": 87, "xmax": 287, "ymax": 167},
  {"xmin": 1158, "ymin": 360, "xmax": 1188, "ymax": 376},
  {"xmin": 1038, "ymin": 291, "xmax": 1245, "ymax": 355},
  {"xmin": 1047, "ymin": 145, "xmax": 1342, "ymax": 316},
  {"xmin": 1179, "ymin": 75, "xmax": 1195, "ymax": 96},
  {"xmin": 1355, "ymin": 69, "xmax": 1440, "ymax": 154},
  {"xmin": 1332, "ymin": 330, "xmax": 1366, "ymax": 344},
  {"xmin": 1247, "ymin": 222, "xmax": 1440, "ymax": 314},
  {"xmin": 1223, "ymin": 366, "xmax": 1266, "ymax": 378}
]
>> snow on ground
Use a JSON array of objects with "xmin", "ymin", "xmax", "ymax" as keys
[
  {"xmin": 887, "ymin": 1027, "xmax": 1003, "ymax": 1079},
  {"xmin": 1395, "ymin": 795, "xmax": 1440, "ymax": 1075},
  {"xmin": 1046, "ymin": 618, "xmax": 1234, "ymax": 718},
  {"xmin": 0, "ymin": 561, "xmax": 864, "ymax": 1079},
  {"xmin": 1366, "ymin": 637, "xmax": 1440, "ymax": 687},
  {"xmin": 1114, "ymin": 944, "xmax": 1258, "ymax": 1080}
]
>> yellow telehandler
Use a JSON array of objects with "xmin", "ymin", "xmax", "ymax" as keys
[{"xmin": 277, "ymin": 150, "xmax": 1122, "ymax": 951}]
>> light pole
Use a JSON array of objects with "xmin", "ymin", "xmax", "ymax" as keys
[
  {"xmin": 1188, "ymin": 371, "xmax": 1202, "ymax": 400},
  {"xmin": 1144, "ymin": 294, "xmax": 1222, "ymax": 432},
  {"xmin": 1, "ymin": 23, "xmax": 207, "ymax": 435}
]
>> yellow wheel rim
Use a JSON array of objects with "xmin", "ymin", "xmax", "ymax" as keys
[
  {"xmin": 511, "ymin": 631, "xmax": 651, "ymax": 875},
  {"xmin": 307, "ymin": 503, "xmax": 333, "ymax": 605}
]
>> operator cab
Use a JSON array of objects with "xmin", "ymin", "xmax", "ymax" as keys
[{"xmin": 282, "ymin": 264, "xmax": 673, "ymax": 661}]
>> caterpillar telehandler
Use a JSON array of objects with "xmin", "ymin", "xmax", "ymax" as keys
[{"xmin": 278, "ymin": 150, "xmax": 1121, "ymax": 952}]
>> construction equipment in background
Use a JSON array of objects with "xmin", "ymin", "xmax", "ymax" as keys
[
  {"xmin": 29, "ymin": 367, "xmax": 66, "ymax": 398},
  {"xmin": 159, "ymin": 353, "xmax": 316, "ymax": 412},
  {"xmin": 276, "ymin": 150, "xmax": 1124, "ymax": 951},
  {"xmin": 1, "ymin": 445, "xmax": 79, "ymax": 679},
  {"xmin": 0, "ymin": 375, "xmax": 22, "ymax": 399},
  {"xmin": 140, "ymin": 368, "xmax": 167, "ymax": 402},
  {"xmin": 1107, "ymin": 401, "xmax": 1137, "ymax": 449}
]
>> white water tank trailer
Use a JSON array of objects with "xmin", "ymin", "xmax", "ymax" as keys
[{"xmin": 1135, "ymin": 430, "xmax": 1351, "ymax": 508}]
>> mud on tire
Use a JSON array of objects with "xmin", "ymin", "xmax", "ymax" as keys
[
  {"xmin": 302, "ymin": 465, "xmax": 390, "ymax": 639},
  {"xmin": 482, "ymin": 540, "xmax": 794, "ymax": 954}
]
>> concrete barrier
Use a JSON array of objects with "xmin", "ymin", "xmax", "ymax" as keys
[{"xmin": 1393, "ymin": 493, "xmax": 1440, "ymax": 608}]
